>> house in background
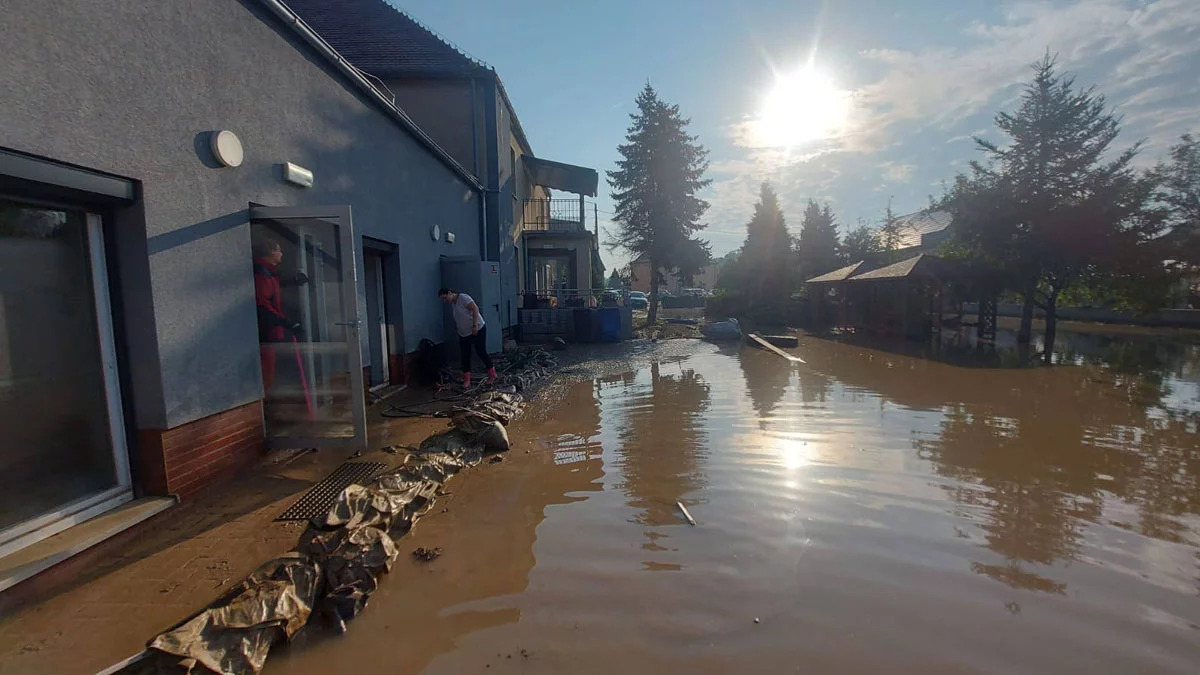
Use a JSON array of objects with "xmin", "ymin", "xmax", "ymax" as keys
[
  {"xmin": 630, "ymin": 253, "xmax": 725, "ymax": 294},
  {"xmin": 891, "ymin": 210, "xmax": 954, "ymax": 253},
  {"xmin": 519, "ymin": 161, "xmax": 603, "ymax": 296},
  {"xmin": 286, "ymin": 0, "xmax": 602, "ymax": 311}
]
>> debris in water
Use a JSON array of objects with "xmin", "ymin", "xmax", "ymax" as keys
[
  {"xmin": 676, "ymin": 501, "xmax": 697, "ymax": 526},
  {"xmin": 412, "ymin": 547, "xmax": 442, "ymax": 562},
  {"xmin": 754, "ymin": 617, "xmax": 761, "ymax": 624},
  {"xmin": 746, "ymin": 333, "xmax": 805, "ymax": 362}
]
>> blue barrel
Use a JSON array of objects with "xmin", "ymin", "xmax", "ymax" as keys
[{"xmin": 598, "ymin": 307, "xmax": 621, "ymax": 342}]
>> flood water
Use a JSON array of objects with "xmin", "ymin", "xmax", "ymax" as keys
[{"xmin": 269, "ymin": 327, "xmax": 1200, "ymax": 674}]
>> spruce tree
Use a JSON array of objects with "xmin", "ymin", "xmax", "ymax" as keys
[
  {"xmin": 946, "ymin": 54, "xmax": 1164, "ymax": 356},
  {"xmin": 739, "ymin": 182, "xmax": 793, "ymax": 306},
  {"xmin": 797, "ymin": 199, "xmax": 841, "ymax": 279},
  {"xmin": 607, "ymin": 84, "xmax": 711, "ymax": 323}
]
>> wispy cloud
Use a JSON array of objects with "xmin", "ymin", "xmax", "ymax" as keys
[
  {"xmin": 702, "ymin": 0, "xmax": 1200, "ymax": 255},
  {"xmin": 878, "ymin": 161, "xmax": 916, "ymax": 183}
]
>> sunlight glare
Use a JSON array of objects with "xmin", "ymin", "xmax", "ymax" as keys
[
  {"xmin": 757, "ymin": 67, "xmax": 849, "ymax": 148},
  {"xmin": 778, "ymin": 439, "xmax": 812, "ymax": 470}
]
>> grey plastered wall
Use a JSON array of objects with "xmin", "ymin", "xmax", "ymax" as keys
[
  {"xmin": 386, "ymin": 79, "xmax": 485, "ymax": 181},
  {"xmin": 390, "ymin": 76, "xmax": 521, "ymax": 330},
  {"xmin": 0, "ymin": 0, "xmax": 480, "ymax": 430}
]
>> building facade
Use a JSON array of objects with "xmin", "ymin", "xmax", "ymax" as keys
[
  {"xmin": 286, "ymin": 0, "xmax": 602, "ymax": 314},
  {"xmin": 0, "ymin": 0, "xmax": 488, "ymax": 590}
]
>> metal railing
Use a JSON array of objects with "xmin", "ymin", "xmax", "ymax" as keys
[
  {"xmin": 519, "ymin": 288, "xmax": 629, "ymax": 308},
  {"xmin": 521, "ymin": 199, "xmax": 590, "ymax": 233}
]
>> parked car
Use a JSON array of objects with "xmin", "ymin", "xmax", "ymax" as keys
[{"xmin": 628, "ymin": 291, "xmax": 649, "ymax": 310}]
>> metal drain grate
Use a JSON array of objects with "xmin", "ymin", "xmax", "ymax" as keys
[{"xmin": 276, "ymin": 461, "xmax": 388, "ymax": 521}]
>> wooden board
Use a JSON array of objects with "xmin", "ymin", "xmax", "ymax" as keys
[
  {"xmin": 746, "ymin": 333, "xmax": 806, "ymax": 363},
  {"xmin": 759, "ymin": 334, "xmax": 799, "ymax": 348}
]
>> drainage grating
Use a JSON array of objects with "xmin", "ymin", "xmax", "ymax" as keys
[{"xmin": 276, "ymin": 461, "xmax": 388, "ymax": 521}]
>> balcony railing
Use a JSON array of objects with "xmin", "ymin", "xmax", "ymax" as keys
[{"xmin": 522, "ymin": 199, "xmax": 592, "ymax": 233}]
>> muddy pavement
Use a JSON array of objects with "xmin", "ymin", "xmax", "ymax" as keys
[{"xmin": 265, "ymin": 330, "xmax": 1200, "ymax": 674}]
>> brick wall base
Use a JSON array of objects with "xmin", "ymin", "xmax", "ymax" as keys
[{"xmin": 137, "ymin": 401, "xmax": 264, "ymax": 500}]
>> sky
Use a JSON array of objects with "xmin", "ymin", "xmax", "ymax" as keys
[{"xmin": 393, "ymin": 0, "xmax": 1200, "ymax": 271}]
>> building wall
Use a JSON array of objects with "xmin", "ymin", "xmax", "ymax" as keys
[
  {"xmin": 0, "ymin": 0, "xmax": 481, "ymax": 432},
  {"xmin": 386, "ymin": 78, "xmax": 485, "ymax": 182},
  {"xmin": 630, "ymin": 260, "xmax": 652, "ymax": 293},
  {"xmin": 391, "ymin": 76, "xmax": 521, "ymax": 330},
  {"xmin": 494, "ymin": 91, "xmax": 520, "ymax": 329}
]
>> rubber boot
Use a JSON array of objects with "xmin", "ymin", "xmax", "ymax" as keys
[
  {"xmin": 485, "ymin": 366, "xmax": 498, "ymax": 385},
  {"xmin": 462, "ymin": 371, "xmax": 471, "ymax": 390}
]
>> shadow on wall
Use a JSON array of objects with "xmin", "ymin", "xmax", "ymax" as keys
[{"xmin": 288, "ymin": 88, "xmax": 480, "ymax": 354}]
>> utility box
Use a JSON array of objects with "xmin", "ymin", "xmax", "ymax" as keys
[{"xmin": 440, "ymin": 257, "xmax": 502, "ymax": 354}]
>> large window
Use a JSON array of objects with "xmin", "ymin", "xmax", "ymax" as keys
[{"xmin": 0, "ymin": 199, "xmax": 130, "ymax": 550}]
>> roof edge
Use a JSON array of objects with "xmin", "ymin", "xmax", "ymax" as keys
[{"xmin": 258, "ymin": 0, "xmax": 484, "ymax": 191}]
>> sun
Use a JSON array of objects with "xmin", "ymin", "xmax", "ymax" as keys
[{"xmin": 756, "ymin": 67, "xmax": 849, "ymax": 148}]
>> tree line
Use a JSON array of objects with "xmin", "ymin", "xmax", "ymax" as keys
[{"xmin": 605, "ymin": 58, "xmax": 1199, "ymax": 345}]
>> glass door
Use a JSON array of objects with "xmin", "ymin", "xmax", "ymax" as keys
[
  {"xmin": 249, "ymin": 205, "xmax": 367, "ymax": 450},
  {"xmin": 0, "ymin": 201, "xmax": 132, "ymax": 558}
]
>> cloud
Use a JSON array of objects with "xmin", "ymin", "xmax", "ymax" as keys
[
  {"xmin": 704, "ymin": 0, "xmax": 1200, "ymax": 256},
  {"xmin": 878, "ymin": 161, "xmax": 915, "ymax": 183},
  {"xmin": 852, "ymin": 0, "xmax": 1200, "ymax": 154}
]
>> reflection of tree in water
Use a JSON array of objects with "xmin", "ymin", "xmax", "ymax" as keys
[
  {"xmin": 1109, "ymin": 410, "xmax": 1200, "ymax": 543},
  {"xmin": 796, "ymin": 369, "xmax": 831, "ymax": 405},
  {"xmin": 908, "ymin": 333, "xmax": 1200, "ymax": 593},
  {"xmin": 616, "ymin": 359, "xmax": 710, "ymax": 529},
  {"xmin": 738, "ymin": 351, "xmax": 791, "ymax": 427},
  {"xmin": 920, "ymin": 404, "xmax": 1103, "ymax": 592}
]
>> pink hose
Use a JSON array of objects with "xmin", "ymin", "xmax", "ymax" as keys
[{"xmin": 291, "ymin": 336, "xmax": 315, "ymax": 420}]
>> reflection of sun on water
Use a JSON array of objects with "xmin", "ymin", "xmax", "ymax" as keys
[
  {"xmin": 778, "ymin": 438, "xmax": 813, "ymax": 470},
  {"xmin": 755, "ymin": 66, "xmax": 850, "ymax": 148}
]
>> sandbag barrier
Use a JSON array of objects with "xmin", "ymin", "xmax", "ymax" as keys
[{"xmin": 127, "ymin": 392, "xmax": 525, "ymax": 675}]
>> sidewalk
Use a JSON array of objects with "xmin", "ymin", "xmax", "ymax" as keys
[{"xmin": 0, "ymin": 409, "xmax": 446, "ymax": 675}]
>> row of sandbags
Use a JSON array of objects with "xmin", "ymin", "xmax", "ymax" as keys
[{"xmin": 127, "ymin": 392, "xmax": 524, "ymax": 675}]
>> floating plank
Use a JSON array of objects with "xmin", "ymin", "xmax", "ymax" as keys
[
  {"xmin": 746, "ymin": 333, "xmax": 806, "ymax": 363},
  {"xmin": 677, "ymin": 501, "xmax": 697, "ymax": 526},
  {"xmin": 760, "ymin": 334, "xmax": 799, "ymax": 348}
]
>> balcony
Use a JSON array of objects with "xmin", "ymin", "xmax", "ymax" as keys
[{"xmin": 521, "ymin": 198, "xmax": 595, "ymax": 234}]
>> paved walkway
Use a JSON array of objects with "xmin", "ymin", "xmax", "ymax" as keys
[{"xmin": 0, "ymin": 412, "xmax": 444, "ymax": 675}]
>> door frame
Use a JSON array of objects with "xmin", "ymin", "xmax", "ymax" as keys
[
  {"xmin": 363, "ymin": 249, "xmax": 389, "ymax": 390},
  {"xmin": 249, "ymin": 205, "xmax": 367, "ymax": 450},
  {"xmin": 0, "ymin": 210, "xmax": 133, "ymax": 558}
]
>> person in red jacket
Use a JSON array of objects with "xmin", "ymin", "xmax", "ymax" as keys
[{"xmin": 253, "ymin": 238, "xmax": 306, "ymax": 393}]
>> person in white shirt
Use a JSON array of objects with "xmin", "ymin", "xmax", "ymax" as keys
[{"xmin": 438, "ymin": 287, "xmax": 497, "ymax": 388}]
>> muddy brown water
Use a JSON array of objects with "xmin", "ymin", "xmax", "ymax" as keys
[{"xmin": 267, "ymin": 329, "xmax": 1200, "ymax": 674}]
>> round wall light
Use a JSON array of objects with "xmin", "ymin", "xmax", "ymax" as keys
[
  {"xmin": 430, "ymin": 224, "xmax": 441, "ymax": 241},
  {"xmin": 210, "ymin": 130, "xmax": 244, "ymax": 168}
]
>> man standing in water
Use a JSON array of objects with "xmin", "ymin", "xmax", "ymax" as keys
[{"xmin": 439, "ymin": 287, "xmax": 497, "ymax": 389}]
